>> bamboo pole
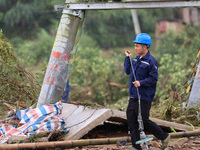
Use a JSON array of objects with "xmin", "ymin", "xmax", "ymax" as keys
[
  {"xmin": 2, "ymin": 130, "xmax": 200, "ymax": 150},
  {"xmin": 170, "ymin": 129, "xmax": 200, "ymax": 138},
  {"xmin": 149, "ymin": 129, "xmax": 200, "ymax": 140},
  {"xmin": 0, "ymin": 137, "xmax": 131, "ymax": 150}
]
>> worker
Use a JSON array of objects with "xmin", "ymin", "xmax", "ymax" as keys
[{"xmin": 124, "ymin": 33, "xmax": 170, "ymax": 150}]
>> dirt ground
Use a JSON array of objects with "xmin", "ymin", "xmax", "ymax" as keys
[
  {"xmin": 68, "ymin": 137, "xmax": 200, "ymax": 150},
  {"xmin": 65, "ymin": 120, "xmax": 200, "ymax": 150}
]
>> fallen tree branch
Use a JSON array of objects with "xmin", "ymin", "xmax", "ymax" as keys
[
  {"xmin": 108, "ymin": 82, "xmax": 127, "ymax": 88},
  {"xmin": 0, "ymin": 100, "xmax": 26, "ymax": 109}
]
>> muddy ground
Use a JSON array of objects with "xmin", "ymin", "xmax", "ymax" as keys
[
  {"xmin": 69, "ymin": 137, "xmax": 200, "ymax": 150},
  {"xmin": 66, "ymin": 121, "xmax": 200, "ymax": 150}
]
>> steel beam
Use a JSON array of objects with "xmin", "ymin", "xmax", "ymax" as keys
[
  {"xmin": 65, "ymin": 1, "xmax": 200, "ymax": 10},
  {"xmin": 123, "ymin": 0, "xmax": 192, "ymax": 2}
]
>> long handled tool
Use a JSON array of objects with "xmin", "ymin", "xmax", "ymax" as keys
[{"xmin": 129, "ymin": 55, "xmax": 153, "ymax": 149}]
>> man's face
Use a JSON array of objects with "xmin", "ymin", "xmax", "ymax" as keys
[{"xmin": 134, "ymin": 43, "xmax": 143, "ymax": 55}]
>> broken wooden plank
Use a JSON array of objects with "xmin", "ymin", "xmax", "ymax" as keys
[
  {"xmin": 150, "ymin": 117, "xmax": 192, "ymax": 131},
  {"xmin": 62, "ymin": 103, "xmax": 192, "ymax": 140}
]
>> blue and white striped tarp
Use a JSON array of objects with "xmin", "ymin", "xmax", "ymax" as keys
[{"xmin": 0, "ymin": 101, "xmax": 67, "ymax": 143}]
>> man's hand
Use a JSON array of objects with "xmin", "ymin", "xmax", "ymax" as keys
[
  {"xmin": 125, "ymin": 50, "xmax": 131, "ymax": 56},
  {"xmin": 132, "ymin": 81, "xmax": 140, "ymax": 87}
]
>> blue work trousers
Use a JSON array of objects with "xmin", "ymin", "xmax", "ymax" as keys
[{"xmin": 126, "ymin": 98, "xmax": 168, "ymax": 150}]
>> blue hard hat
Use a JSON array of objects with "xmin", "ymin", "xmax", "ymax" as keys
[{"xmin": 133, "ymin": 33, "xmax": 152, "ymax": 45}]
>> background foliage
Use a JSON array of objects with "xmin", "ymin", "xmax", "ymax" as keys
[
  {"xmin": 0, "ymin": 0, "xmax": 200, "ymax": 123},
  {"xmin": 155, "ymin": 25, "xmax": 200, "ymax": 102},
  {"xmin": 0, "ymin": 30, "xmax": 41, "ymax": 109}
]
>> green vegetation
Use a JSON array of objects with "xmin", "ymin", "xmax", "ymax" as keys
[
  {"xmin": 0, "ymin": 30, "xmax": 41, "ymax": 109},
  {"xmin": 155, "ymin": 25, "xmax": 200, "ymax": 102},
  {"xmin": 70, "ymin": 44, "xmax": 128, "ymax": 105},
  {"xmin": 0, "ymin": 0, "xmax": 65, "ymax": 37},
  {"xmin": 1, "ymin": 1, "xmax": 200, "ymax": 125}
]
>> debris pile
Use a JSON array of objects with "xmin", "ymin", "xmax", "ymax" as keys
[{"xmin": 0, "ymin": 101, "xmax": 67, "ymax": 144}]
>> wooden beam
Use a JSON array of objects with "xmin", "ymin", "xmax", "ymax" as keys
[{"xmin": 150, "ymin": 117, "xmax": 192, "ymax": 131}]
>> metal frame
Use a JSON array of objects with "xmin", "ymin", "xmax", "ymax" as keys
[
  {"xmin": 62, "ymin": 9, "xmax": 83, "ymax": 18},
  {"xmin": 64, "ymin": 1, "xmax": 200, "ymax": 10}
]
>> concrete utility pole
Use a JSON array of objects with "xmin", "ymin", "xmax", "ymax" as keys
[
  {"xmin": 37, "ymin": 0, "xmax": 83, "ymax": 107},
  {"xmin": 131, "ymin": 9, "xmax": 141, "ymax": 35},
  {"xmin": 188, "ymin": 61, "xmax": 200, "ymax": 107}
]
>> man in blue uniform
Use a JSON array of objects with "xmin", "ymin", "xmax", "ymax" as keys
[{"xmin": 124, "ymin": 33, "xmax": 170, "ymax": 150}]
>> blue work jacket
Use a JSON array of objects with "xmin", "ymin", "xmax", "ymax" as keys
[{"xmin": 124, "ymin": 51, "xmax": 158, "ymax": 102}]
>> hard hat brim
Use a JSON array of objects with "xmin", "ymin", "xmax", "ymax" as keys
[{"xmin": 133, "ymin": 40, "xmax": 151, "ymax": 45}]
